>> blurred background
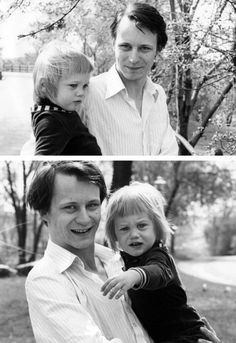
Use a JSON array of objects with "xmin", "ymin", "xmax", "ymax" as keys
[
  {"xmin": 0, "ymin": 160, "xmax": 236, "ymax": 342},
  {"xmin": 0, "ymin": 0, "xmax": 236, "ymax": 155}
]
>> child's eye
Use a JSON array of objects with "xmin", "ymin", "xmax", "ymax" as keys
[
  {"xmin": 120, "ymin": 226, "xmax": 129, "ymax": 231},
  {"xmin": 69, "ymin": 84, "xmax": 77, "ymax": 89},
  {"xmin": 137, "ymin": 223, "xmax": 146, "ymax": 229},
  {"xmin": 83, "ymin": 84, "xmax": 89, "ymax": 90}
]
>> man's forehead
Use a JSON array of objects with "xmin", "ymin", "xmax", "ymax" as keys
[
  {"xmin": 53, "ymin": 173, "xmax": 99, "ymax": 197},
  {"xmin": 116, "ymin": 16, "xmax": 157, "ymax": 41}
]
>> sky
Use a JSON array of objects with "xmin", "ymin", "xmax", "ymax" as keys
[{"xmin": 0, "ymin": 10, "xmax": 38, "ymax": 59}]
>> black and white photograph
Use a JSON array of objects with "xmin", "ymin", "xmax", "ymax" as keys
[
  {"xmin": 0, "ymin": 160, "xmax": 236, "ymax": 342},
  {"xmin": 0, "ymin": 1, "xmax": 236, "ymax": 343},
  {"xmin": 0, "ymin": 0, "xmax": 235, "ymax": 156}
]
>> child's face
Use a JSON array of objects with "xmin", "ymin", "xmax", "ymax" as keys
[
  {"xmin": 114, "ymin": 212, "xmax": 156, "ymax": 256},
  {"xmin": 53, "ymin": 72, "xmax": 90, "ymax": 112}
]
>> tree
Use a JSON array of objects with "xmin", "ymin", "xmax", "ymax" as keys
[
  {"xmin": 132, "ymin": 160, "xmax": 235, "ymax": 253},
  {"xmin": 163, "ymin": 0, "xmax": 235, "ymax": 154},
  {"xmin": 13, "ymin": 0, "xmax": 235, "ymax": 154},
  {"xmin": 110, "ymin": 161, "xmax": 133, "ymax": 194},
  {"xmin": 3, "ymin": 161, "xmax": 44, "ymax": 264}
]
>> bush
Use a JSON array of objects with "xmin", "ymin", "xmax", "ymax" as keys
[{"xmin": 205, "ymin": 214, "xmax": 236, "ymax": 255}]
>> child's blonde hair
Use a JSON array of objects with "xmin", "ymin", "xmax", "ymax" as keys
[
  {"xmin": 105, "ymin": 182, "xmax": 172, "ymax": 251},
  {"xmin": 33, "ymin": 40, "xmax": 93, "ymax": 103}
]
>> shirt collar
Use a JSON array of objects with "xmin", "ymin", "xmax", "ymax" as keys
[
  {"xmin": 45, "ymin": 239, "xmax": 118, "ymax": 274},
  {"xmin": 144, "ymin": 77, "xmax": 159, "ymax": 102},
  {"xmin": 105, "ymin": 64, "xmax": 159, "ymax": 102},
  {"xmin": 105, "ymin": 64, "xmax": 126, "ymax": 99}
]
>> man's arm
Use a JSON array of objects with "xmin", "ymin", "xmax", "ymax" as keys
[
  {"xmin": 26, "ymin": 274, "xmax": 123, "ymax": 343},
  {"xmin": 198, "ymin": 318, "xmax": 221, "ymax": 343}
]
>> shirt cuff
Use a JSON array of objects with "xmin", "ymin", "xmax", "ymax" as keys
[{"xmin": 129, "ymin": 267, "xmax": 147, "ymax": 290}]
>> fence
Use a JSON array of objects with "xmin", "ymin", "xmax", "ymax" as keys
[{"xmin": 3, "ymin": 64, "xmax": 34, "ymax": 73}]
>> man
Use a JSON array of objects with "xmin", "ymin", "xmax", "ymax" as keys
[
  {"xmin": 21, "ymin": 2, "xmax": 178, "ymax": 156},
  {"xmin": 25, "ymin": 161, "xmax": 220, "ymax": 343},
  {"xmin": 83, "ymin": 2, "xmax": 178, "ymax": 155},
  {"xmin": 25, "ymin": 161, "xmax": 152, "ymax": 342}
]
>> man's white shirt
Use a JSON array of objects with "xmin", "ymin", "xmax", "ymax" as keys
[
  {"xmin": 25, "ymin": 240, "xmax": 152, "ymax": 343},
  {"xmin": 83, "ymin": 65, "xmax": 178, "ymax": 155}
]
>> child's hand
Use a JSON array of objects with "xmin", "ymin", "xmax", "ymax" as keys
[{"xmin": 101, "ymin": 269, "xmax": 141, "ymax": 300}]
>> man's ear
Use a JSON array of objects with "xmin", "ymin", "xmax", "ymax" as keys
[
  {"xmin": 112, "ymin": 38, "xmax": 116, "ymax": 52},
  {"xmin": 41, "ymin": 212, "xmax": 49, "ymax": 227}
]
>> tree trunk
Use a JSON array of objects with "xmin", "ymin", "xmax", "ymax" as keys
[
  {"xmin": 165, "ymin": 161, "xmax": 182, "ymax": 254},
  {"xmin": 110, "ymin": 161, "xmax": 133, "ymax": 194}
]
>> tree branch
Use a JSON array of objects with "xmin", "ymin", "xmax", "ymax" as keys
[
  {"xmin": 18, "ymin": 0, "xmax": 81, "ymax": 39},
  {"xmin": 192, "ymin": 0, "xmax": 229, "ymax": 56},
  {"xmin": 190, "ymin": 77, "xmax": 235, "ymax": 146},
  {"xmin": 191, "ymin": 57, "xmax": 226, "ymax": 108},
  {"xmin": 0, "ymin": 0, "xmax": 26, "ymax": 22}
]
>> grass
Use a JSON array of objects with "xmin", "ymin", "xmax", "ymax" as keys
[
  {"xmin": 181, "ymin": 272, "xmax": 236, "ymax": 343},
  {"xmin": 0, "ymin": 276, "xmax": 34, "ymax": 343},
  {"xmin": 0, "ymin": 272, "xmax": 235, "ymax": 343}
]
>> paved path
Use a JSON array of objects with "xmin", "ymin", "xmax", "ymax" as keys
[
  {"xmin": 177, "ymin": 255, "xmax": 236, "ymax": 286},
  {"xmin": 0, "ymin": 72, "xmax": 33, "ymax": 155}
]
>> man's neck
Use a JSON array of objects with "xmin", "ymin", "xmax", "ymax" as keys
[{"xmin": 116, "ymin": 68, "xmax": 146, "ymax": 100}]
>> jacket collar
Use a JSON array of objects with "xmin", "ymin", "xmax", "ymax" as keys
[{"xmin": 120, "ymin": 240, "xmax": 165, "ymax": 267}]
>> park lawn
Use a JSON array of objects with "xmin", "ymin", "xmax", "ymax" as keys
[
  {"xmin": 0, "ymin": 272, "xmax": 235, "ymax": 343},
  {"xmin": 181, "ymin": 272, "xmax": 236, "ymax": 343}
]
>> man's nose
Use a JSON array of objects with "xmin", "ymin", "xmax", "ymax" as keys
[
  {"xmin": 129, "ymin": 48, "xmax": 139, "ymax": 63},
  {"xmin": 75, "ymin": 207, "xmax": 90, "ymax": 224}
]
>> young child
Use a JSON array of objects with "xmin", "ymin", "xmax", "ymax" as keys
[
  {"xmin": 102, "ymin": 182, "xmax": 206, "ymax": 343},
  {"xmin": 32, "ymin": 41, "xmax": 101, "ymax": 155}
]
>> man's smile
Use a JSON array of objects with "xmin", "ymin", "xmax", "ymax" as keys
[{"xmin": 70, "ymin": 227, "xmax": 92, "ymax": 234}]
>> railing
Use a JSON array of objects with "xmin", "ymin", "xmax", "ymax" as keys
[{"xmin": 3, "ymin": 64, "xmax": 34, "ymax": 73}]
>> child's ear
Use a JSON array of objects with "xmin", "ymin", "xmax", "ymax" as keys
[{"xmin": 39, "ymin": 78, "xmax": 47, "ymax": 94}]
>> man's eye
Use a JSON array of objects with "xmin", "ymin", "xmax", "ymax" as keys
[
  {"xmin": 87, "ymin": 202, "xmax": 100, "ymax": 210},
  {"xmin": 119, "ymin": 44, "xmax": 130, "ymax": 51},
  {"xmin": 64, "ymin": 205, "xmax": 76, "ymax": 212},
  {"xmin": 140, "ymin": 46, "xmax": 151, "ymax": 52}
]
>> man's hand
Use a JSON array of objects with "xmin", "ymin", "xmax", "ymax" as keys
[
  {"xmin": 101, "ymin": 270, "xmax": 141, "ymax": 300},
  {"xmin": 198, "ymin": 318, "xmax": 221, "ymax": 343}
]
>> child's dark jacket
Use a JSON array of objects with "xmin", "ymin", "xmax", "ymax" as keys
[
  {"xmin": 121, "ymin": 242, "xmax": 205, "ymax": 343},
  {"xmin": 32, "ymin": 99, "xmax": 102, "ymax": 155}
]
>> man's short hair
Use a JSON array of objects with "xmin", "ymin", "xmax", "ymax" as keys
[
  {"xmin": 110, "ymin": 2, "xmax": 168, "ymax": 52},
  {"xmin": 27, "ymin": 161, "xmax": 107, "ymax": 216},
  {"xmin": 33, "ymin": 40, "xmax": 93, "ymax": 104}
]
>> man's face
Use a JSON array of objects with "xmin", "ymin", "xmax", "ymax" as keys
[
  {"xmin": 53, "ymin": 72, "xmax": 90, "ymax": 112},
  {"xmin": 114, "ymin": 16, "xmax": 157, "ymax": 85},
  {"xmin": 43, "ymin": 173, "xmax": 101, "ymax": 255}
]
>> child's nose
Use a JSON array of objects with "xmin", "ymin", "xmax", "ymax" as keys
[
  {"xmin": 130, "ymin": 227, "xmax": 139, "ymax": 238},
  {"xmin": 75, "ymin": 87, "xmax": 84, "ymax": 97}
]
